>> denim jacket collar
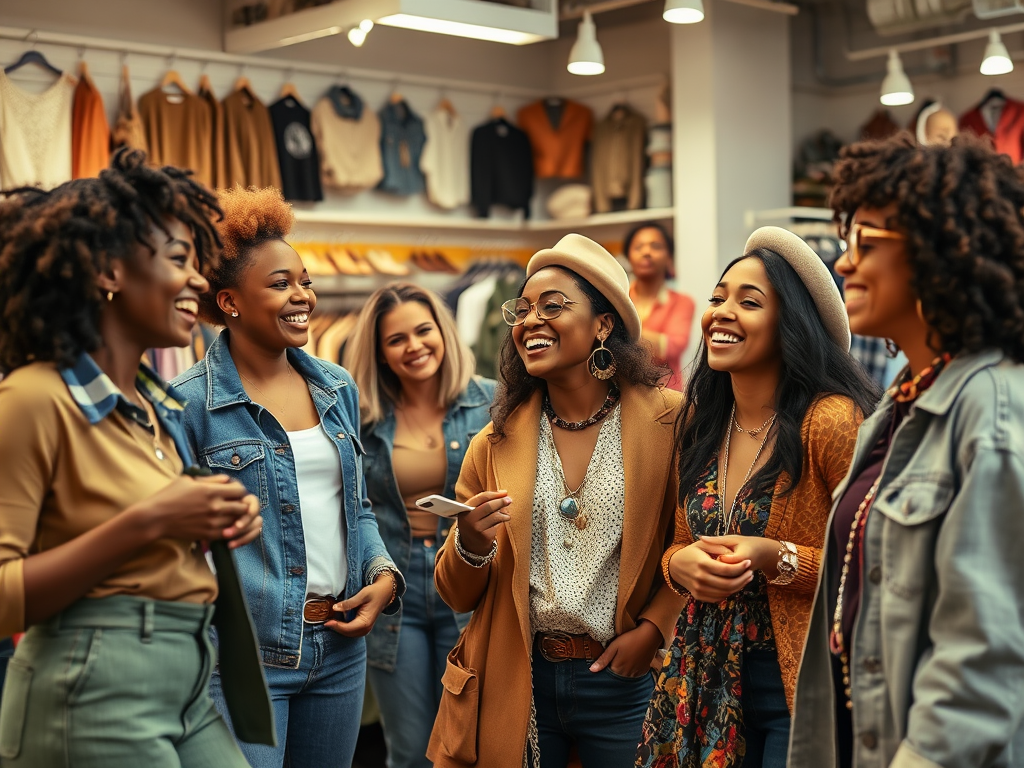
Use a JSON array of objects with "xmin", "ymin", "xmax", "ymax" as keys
[
  {"xmin": 367, "ymin": 376, "xmax": 493, "ymax": 436},
  {"xmin": 203, "ymin": 330, "xmax": 347, "ymax": 412},
  {"xmin": 905, "ymin": 348, "xmax": 1004, "ymax": 417}
]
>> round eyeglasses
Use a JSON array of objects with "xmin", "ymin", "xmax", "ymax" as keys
[{"xmin": 501, "ymin": 292, "xmax": 578, "ymax": 327}]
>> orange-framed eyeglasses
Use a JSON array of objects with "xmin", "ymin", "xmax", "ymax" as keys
[{"xmin": 846, "ymin": 224, "xmax": 907, "ymax": 266}]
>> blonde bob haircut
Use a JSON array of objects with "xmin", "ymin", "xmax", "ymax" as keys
[{"xmin": 345, "ymin": 282, "xmax": 475, "ymax": 425}]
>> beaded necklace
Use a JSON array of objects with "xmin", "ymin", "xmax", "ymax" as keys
[{"xmin": 542, "ymin": 384, "xmax": 620, "ymax": 431}]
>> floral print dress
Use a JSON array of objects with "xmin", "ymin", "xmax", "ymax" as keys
[{"xmin": 636, "ymin": 457, "xmax": 775, "ymax": 768}]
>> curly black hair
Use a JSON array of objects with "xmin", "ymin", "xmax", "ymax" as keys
[
  {"xmin": 830, "ymin": 131, "xmax": 1024, "ymax": 362},
  {"xmin": 489, "ymin": 266, "xmax": 668, "ymax": 441},
  {"xmin": 0, "ymin": 148, "xmax": 222, "ymax": 374}
]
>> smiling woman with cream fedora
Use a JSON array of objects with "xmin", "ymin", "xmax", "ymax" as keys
[
  {"xmin": 427, "ymin": 234, "xmax": 683, "ymax": 768},
  {"xmin": 636, "ymin": 227, "xmax": 879, "ymax": 768}
]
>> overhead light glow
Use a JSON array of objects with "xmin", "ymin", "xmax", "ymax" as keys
[
  {"xmin": 981, "ymin": 30, "xmax": 1013, "ymax": 76},
  {"xmin": 347, "ymin": 26, "xmax": 368, "ymax": 46},
  {"xmin": 376, "ymin": 14, "xmax": 544, "ymax": 45},
  {"xmin": 567, "ymin": 11, "xmax": 604, "ymax": 76},
  {"xmin": 880, "ymin": 49, "xmax": 914, "ymax": 106},
  {"xmin": 278, "ymin": 26, "xmax": 341, "ymax": 47},
  {"xmin": 663, "ymin": 0, "xmax": 705, "ymax": 24},
  {"xmin": 359, "ymin": 18, "xmax": 374, "ymax": 33}
]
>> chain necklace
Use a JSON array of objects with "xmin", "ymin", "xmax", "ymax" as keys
[
  {"xmin": 136, "ymin": 395, "xmax": 166, "ymax": 461},
  {"xmin": 396, "ymin": 404, "xmax": 441, "ymax": 449},
  {"xmin": 733, "ymin": 409, "xmax": 777, "ymax": 439},
  {"xmin": 544, "ymin": 418, "xmax": 604, "ymax": 531},
  {"xmin": 543, "ymin": 385, "xmax": 620, "ymax": 431},
  {"xmin": 718, "ymin": 403, "xmax": 776, "ymax": 536},
  {"xmin": 830, "ymin": 475, "xmax": 882, "ymax": 710},
  {"xmin": 239, "ymin": 368, "xmax": 294, "ymax": 414}
]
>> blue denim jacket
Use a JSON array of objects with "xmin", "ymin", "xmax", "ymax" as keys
[
  {"xmin": 172, "ymin": 332, "xmax": 404, "ymax": 669},
  {"xmin": 377, "ymin": 99, "xmax": 426, "ymax": 196},
  {"xmin": 790, "ymin": 350, "xmax": 1024, "ymax": 768},
  {"xmin": 361, "ymin": 376, "xmax": 497, "ymax": 671}
]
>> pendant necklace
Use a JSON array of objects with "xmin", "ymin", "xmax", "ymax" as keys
[
  {"xmin": 239, "ymin": 368, "xmax": 293, "ymax": 416},
  {"xmin": 398, "ymin": 405, "xmax": 440, "ymax": 449},
  {"xmin": 545, "ymin": 418, "xmax": 604, "ymax": 531},
  {"xmin": 718, "ymin": 402, "xmax": 776, "ymax": 536},
  {"xmin": 733, "ymin": 409, "xmax": 776, "ymax": 439}
]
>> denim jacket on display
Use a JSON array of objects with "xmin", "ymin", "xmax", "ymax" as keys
[
  {"xmin": 172, "ymin": 332, "xmax": 404, "ymax": 669},
  {"xmin": 361, "ymin": 376, "xmax": 497, "ymax": 672},
  {"xmin": 377, "ymin": 99, "xmax": 426, "ymax": 196},
  {"xmin": 790, "ymin": 350, "xmax": 1024, "ymax": 768}
]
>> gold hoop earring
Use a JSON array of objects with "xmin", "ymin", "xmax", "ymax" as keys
[
  {"xmin": 915, "ymin": 299, "xmax": 926, "ymax": 323},
  {"xmin": 588, "ymin": 337, "xmax": 616, "ymax": 380}
]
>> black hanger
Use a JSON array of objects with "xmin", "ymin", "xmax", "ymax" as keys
[
  {"xmin": 5, "ymin": 49, "xmax": 62, "ymax": 76},
  {"xmin": 981, "ymin": 87, "xmax": 1006, "ymax": 106}
]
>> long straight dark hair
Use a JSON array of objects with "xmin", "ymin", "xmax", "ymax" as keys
[{"xmin": 676, "ymin": 248, "xmax": 880, "ymax": 502}]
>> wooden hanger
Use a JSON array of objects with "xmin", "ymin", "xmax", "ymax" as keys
[
  {"xmin": 490, "ymin": 103, "xmax": 507, "ymax": 119},
  {"xmin": 389, "ymin": 89, "xmax": 404, "ymax": 105},
  {"xmin": 234, "ymin": 75, "xmax": 254, "ymax": 94},
  {"xmin": 198, "ymin": 73, "xmax": 214, "ymax": 94},
  {"xmin": 160, "ymin": 69, "xmax": 192, "ymax": 95},
  {"xmin": 280, "ymin": 81, "xmax": 302, "ymax": 102},
  {"xmin": 76, "ymin": 59, "xmax": 93, "ymax": 85},
  {"xmin": 438, "ymin": 96, "xmax": 456, "ymax": 115}
]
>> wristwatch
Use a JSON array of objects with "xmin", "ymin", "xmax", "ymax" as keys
[{"xmin": 769, "ymin": 540, "xmax": 798, "ymax": 586}]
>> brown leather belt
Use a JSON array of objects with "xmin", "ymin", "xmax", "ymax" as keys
[
  {"xmin": 302, "ymin": 595, "xmax": 339, "ymax": 624},
  {"xmin": 535, "ymin": 631, "xmax": 606, "ymax": 663}
]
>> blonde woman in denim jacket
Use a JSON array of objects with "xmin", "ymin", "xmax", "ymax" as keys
[
  {"xmin": 790, "ymin": 134, "xmax": 1024, "ymax": 768},
  {"xmin": 344, "ymin": 283, "xmax": 496, "ymax": 768}
]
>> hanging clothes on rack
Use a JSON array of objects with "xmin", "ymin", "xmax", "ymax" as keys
[
  {"xmin": 270, "ymin": 93, "xmax": 323, "ymax": 202},
  {"xmin": 311, "ymin": 85, "xmax": 383, "ymax": 192},
  {"xmin": 377, "ymin": 98, "xmax": 426, "ymax": 196},
  {"xmin": 420, "ymin": 103, "xmax": 470, "ymax": 209},
  {"xmin": 959, "ymin": 90, "xmax": 1024, "ymax": 164},
  {"xmin": 0, "ymin": 68, "xmax": 75, "ymax": 189},
  {"xmin": 71, "ymin": 62, "xmax": 110, "ymax": 179},
  {"xmin": 138, "ymin": 84, "xmax": 213, "ymax": 186},
  {"xmin": 198, "ymin": 76, "xmax": 226, "ymax": 189},
  {"xmin": 111, "ymin": 65, "xmax": 147, "ymax": 155},
  {"xmin": 517, "ymin": 97, "xmax": 592, "ymax": 179},
  {"xmin": 470, "ymin": 117, "xmax": 534, "ymax": 218},
  {"xmin": 591, "ymin": 103, "xmax": 647, "ymax": 213},
  {"xmin": 222, "ymin": 83, "xmax": 281, "ymax": 190}
]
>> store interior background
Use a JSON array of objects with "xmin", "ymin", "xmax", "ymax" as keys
[{"xmin": 2, "ymin": 0, "xmax": 1022, "ymax": 364}]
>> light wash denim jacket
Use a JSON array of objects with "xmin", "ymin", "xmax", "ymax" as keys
[
  {"xmin": 172, "ymin": 332, "xmax": 405, "ymax": 669},
  {"xmin": 790, "ymin": 350, "xmax": 1024, "ymax": 768},
  {"xmin": 361, "ymin": 376, "xmax": 497, "ymax": 672}
]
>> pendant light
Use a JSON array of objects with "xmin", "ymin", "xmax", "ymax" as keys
[
  {"xmin": 663, "ymin": 0, "xmax": 705, "ymax": 24},
  {"xmin": 567, "ymin": 11, "xmax": 605, "ymax": 76},
  {"xmin": 347, "ymin": 19, "xmax": 374, "ymax": 47},
  {"xmin": 880, "ymin": 49, "xmax": 914, "ymax": 106},
  {"xmin": 981, "ymin": 30, "xmax": 1013, "ymax": 76}
]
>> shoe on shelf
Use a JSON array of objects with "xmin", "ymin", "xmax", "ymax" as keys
[
  {"xmin": 349, "ymin": 249, "xmax": 375, "ymax": 276},
  {"xmin": 295, "ymin": 245, "xmax": 334, "ymax": 275},
  {"xmin": 433, "ymin": 251, "xmax": 460, "ymax": 274},
  {"xmin": 326, "ymin": 246, "xmax": 361, "ymax": 276},
  {"xmin": 366, "ymin": 249, "xmax": 410, "ymax": 276}
]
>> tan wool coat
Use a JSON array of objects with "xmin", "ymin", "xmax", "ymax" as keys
[{"xmin": 427, "ymin": 384, "xmax": 685, "ymax": 768}]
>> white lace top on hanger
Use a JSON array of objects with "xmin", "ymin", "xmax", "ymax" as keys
[{"xmin": 0, "ymin": 70, "xmax": 74, "ymax": 190}]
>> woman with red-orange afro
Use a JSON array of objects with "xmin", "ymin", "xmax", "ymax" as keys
[{"xmin": 172, "ymin": 186, "xmax": 404, "ymax": 768}]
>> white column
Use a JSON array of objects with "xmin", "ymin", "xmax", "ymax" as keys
[{"xmin": 671, "ymin": 3, "xmax": 792, "ymax": 364}]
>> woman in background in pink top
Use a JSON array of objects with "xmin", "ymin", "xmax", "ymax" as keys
[{"xmin": 626, "ymin": 222, "xmax": 695, "ymax": 390}]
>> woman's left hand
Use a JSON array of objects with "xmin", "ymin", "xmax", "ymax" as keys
[
  {"xmin": 589, "ymin": 619, "xmax": 664, "ymax": 678},
  {"xmin": 699, "ymin": 534, "xmax": 779, "ymax": 575},
  {"xmin": 325, "ymin": 572, "xmax": 395, "ymax": 637}
]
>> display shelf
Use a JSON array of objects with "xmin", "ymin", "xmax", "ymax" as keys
[
  {"xmin": 292, "ymin": 206, "xmax": 675, "ymax": 235},
  {"xmin": 307, "ymin": 270, "xmax": 459, "ymax": 296},
  {"xmin": 743, "ymin": 206, "xmax": 833, "ymax": 228}
]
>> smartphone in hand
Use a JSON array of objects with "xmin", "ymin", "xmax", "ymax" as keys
[{"xmin": 415, "ymin": 495, "xmax": 474, "ymax": 518}]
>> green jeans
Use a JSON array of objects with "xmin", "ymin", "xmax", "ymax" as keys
[{"xmin": 0, "ymin": 595, "xmax": 249, "ymax": 768}]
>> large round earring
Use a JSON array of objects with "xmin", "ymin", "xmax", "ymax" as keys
[{"xmin": 588, "ymin": 337, "xmax": 617, "ymax": 380}]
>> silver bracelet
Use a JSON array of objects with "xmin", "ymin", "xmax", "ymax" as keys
[
  {"xmin": 454, "ymin": 526, "xmax": 497, "ymax": 568},
  {"xmin": 768, "ymin": 540, "xmax": 798, "ymax": 586}
]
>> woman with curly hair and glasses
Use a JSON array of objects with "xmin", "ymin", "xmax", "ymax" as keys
[
  {"xmin": 172, "ymin": 186, "xmax": 403, "ymax": 768},
  {"xmin": 789, "ymin": 133, "xmax": 1024, "ymax": 768},
  {"xmin": 0, "ymin": 149, "xmax": 263, "ymax": 767},
  {"xmin": 427, "ymin": 234, "xmax": 684, "ymax": 768}
]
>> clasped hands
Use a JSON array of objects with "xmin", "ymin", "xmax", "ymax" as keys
[{"xmin": 668, "ymin": 534, "xmax": 782, "ymax": 603}]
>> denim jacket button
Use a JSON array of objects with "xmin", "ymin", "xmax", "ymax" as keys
[
  {"xmin": 282, "ymin": 504, "xmax": 295, "ymax": 513},
  {"xmin": 289, "ymin": 567, "xmax": 304, "ymax": 576},
  {"xmin": 869, "ymin": 565, "xmax": 882, "ymax": 584},
  {"xmin": 450, "ymin": 440, "xmax": 460, "ymax": 450},
  {"xmin": 863, "ymin": 657, "xmax": 882, "ymax": 673},
  {"xmin": 230, "ymin": 454, "xmax": 241, "ymax": 466},
  {"xmin": 861, "ymin": 732, "xmax": 878, "ymax": 749},
  {"xmin": 275, "ymin": 447, "xmax": 287, "ymax": 455},
  {"xmin": 337, "ymin": 432, "xmax": 346, "ymax": 439}
]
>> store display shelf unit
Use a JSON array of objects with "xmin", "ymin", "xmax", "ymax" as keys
[
  {"xmin": 308, "ymin": 270, "xmax": 457, "ymax": 296},
  {"xmin": 292, "ymin": 206, "xmax": 675, "ymax": 235}
]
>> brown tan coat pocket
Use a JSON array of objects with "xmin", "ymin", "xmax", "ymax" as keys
[{"xmin": 435, "ymin": 654, "xmax": 480, "ymax": 763}]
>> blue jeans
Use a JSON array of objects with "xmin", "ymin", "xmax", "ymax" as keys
[
  {"xmin": 739, "ymin": 649, "xmax": 791, "ymax": 768},
  {"xmin": 210, "ymin": 626, "xmax": 366, "ymax": 768},
  {"xmin": 532, "ymin": 653, "xmax": 655, "ymax": 768},
  {"xmin": 367, "ymin": 539, "xmax": 461, "ymax": 768}
]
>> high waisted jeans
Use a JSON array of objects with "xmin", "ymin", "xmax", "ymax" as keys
[
  {"xmin": 533, "ymin": 653, "xmax": 656, "ymax": 768},
  {"xmin": 738, "ymin": 649, "xmax": 791, "ymax": 768},
  {"xmin": 0, "ymin": 595, "xmax": 247, "ymax": 768},
  {"xmin": 210, "ymin": 624, "xmax": 366, "ymax": 768},
  {"xmin": 367, "ymin": 539, "xmax": 461, "ymax": 768}
]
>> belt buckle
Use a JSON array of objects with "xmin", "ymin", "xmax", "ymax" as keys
[
  {"xmin": 303, "ymin": 596, "xmax": 333, "ymax": 625},
  {"xmin": 539, "ymin": 631, "xmax": 574, "ymax": 663}
]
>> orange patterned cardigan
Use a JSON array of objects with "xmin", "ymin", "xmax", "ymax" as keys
[{"xmin": 660, "ymin": 394, "xmax": 863, "ymax": 712}]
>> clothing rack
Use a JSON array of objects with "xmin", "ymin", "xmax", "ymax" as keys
[{"xmin": 0, "ymin": 26, "xmax": 664, "ymax": 103}]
